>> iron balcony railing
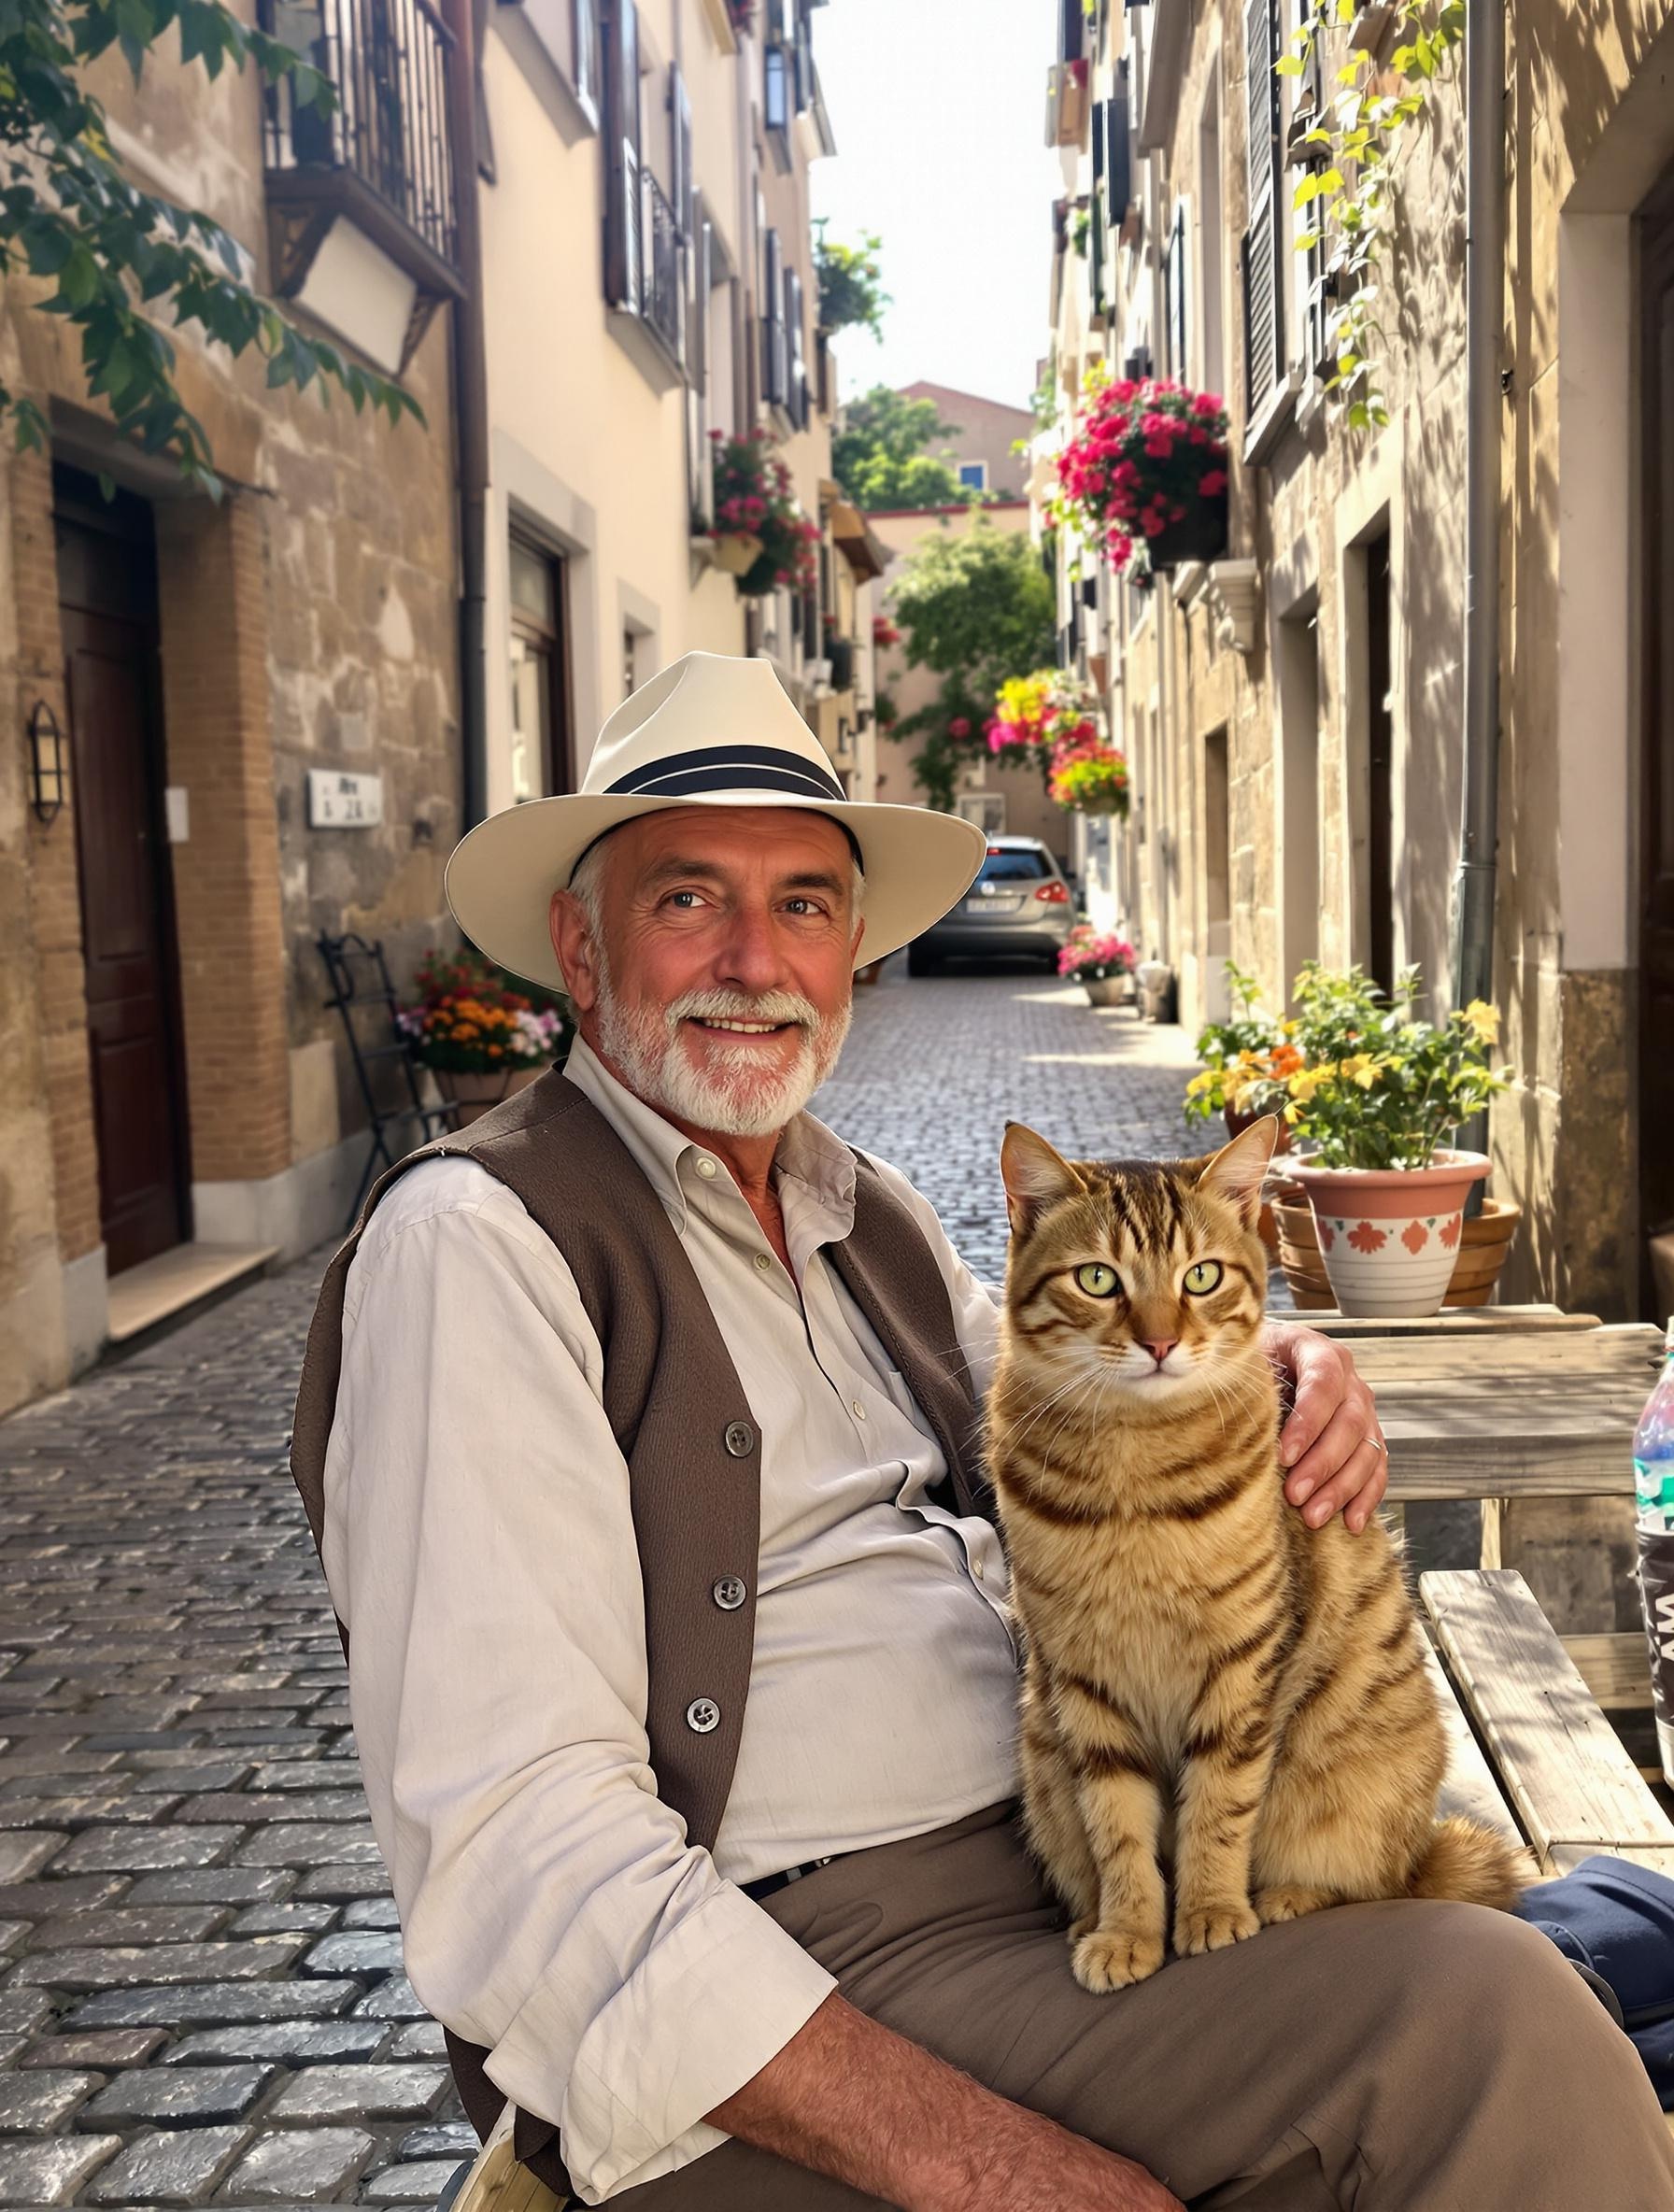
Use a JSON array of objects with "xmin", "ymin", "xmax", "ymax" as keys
[
  {"xmin": 260, "ymin": 0, "xmax": 460, "ymax": 272},
  {"xmin": 640, "ymin": 168, "xmax": 682, "ymax": 362}
]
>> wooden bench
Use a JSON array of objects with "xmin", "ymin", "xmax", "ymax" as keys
[{"xmin": 1421, "ymin": 1568, "xmax": 1674, "ymax": 1878}]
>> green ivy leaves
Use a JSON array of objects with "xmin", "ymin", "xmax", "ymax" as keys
[{"xmin": 0, "ymin": 0, "xmax": 424, "ymax": 494}]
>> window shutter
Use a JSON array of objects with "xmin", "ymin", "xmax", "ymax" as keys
[
  {"xmin": 688, "ymin": 217, "xmax": 713, "ymax": 525},
  {"xmin": 603, "ymin": 0, "xmax": 641, "ymax": 310},
  {"xmin": 793, "ymin": 0, "xmax": 813, "ymax": 112},
  {"xmin": 1241, "ymin": 0, "xmax": 1283, "ymax": 417},
  {"xmin": 762, "ymin": 227, "xmax": 786, "ymax": 405},
  {"xmin": 1089, "ymin": 115, "xmax": 1107, "ymax": 319},
  {"xmin": 786, "ymin": 264, "xmax": 806, "ymax": 426},
  {"xmin": 1108, "ymin": 60, "xmax": 1130, "ymax": 226},
  {"xmin": 670, "ymin": 63, "xmax": 692, "ymax": 239}
]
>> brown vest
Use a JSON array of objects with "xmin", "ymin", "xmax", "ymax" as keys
[{"xmin": 289, "ymin": 1069, "xmax": 990, "ymax": 2201}]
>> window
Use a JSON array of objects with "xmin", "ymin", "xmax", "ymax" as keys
[
  {"xmin": 785, "ymin": 264, "xmax": 807, "ymax": 427},
  {"xmin": 1166, "ymin": 204, "xmax": 1188, "ymax": 379},
  {"xmin": 1198, "ymin": 74, "xmax": 1226, "ymax": 395},
  {"xmin": 763, "ymin": 0, "xmax": 789, "ymax": 132},
  {"xmin": 792, "ymin": 0, "xmax": 813, "ymax": 112},
  {"xmin": 1241, "ymin": 0, "xmax": 1284, "ymax": 418},
  {"xmin": 602, "ymin": 0, "xmax": 642, "ymax": 311},
  {"xmin": 958, "ymin": 461, "xmax": 988, "ymax": 491},
  {"xmin": 1106, "ymin": 61, "xmax": 1132, "ymax": 231},
  {"xmin": 978, "ymin": 848, "xmax": 1052, "ymax": 882},
  {"xmin": 623, "ymin": 626, "xmax": 641, "ymax": 698},
  {"xmin": 509, "ymin": 536, "xmax": 572, "ymax": 801},
  {"xmin": 761, "ymin": 227, "xmax": 787, "ymax": 405},
  {"xmin": 573, "ymin": 0, "xmax": 598, "ymax": 116}
]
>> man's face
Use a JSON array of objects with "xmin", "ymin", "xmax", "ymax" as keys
[{"xmin": 550, "ymin": 806, "xmax": 864, "ymax": 1139}]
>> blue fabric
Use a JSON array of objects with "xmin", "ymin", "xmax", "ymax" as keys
[{"xmin": 1515, "ymin": 1854, "xmax": 1674, "ymax": 2106}]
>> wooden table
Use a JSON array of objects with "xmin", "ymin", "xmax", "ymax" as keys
[{"xmin": 1301, "ymin": 1308, "xmax": 1666, "ymax": 1504}]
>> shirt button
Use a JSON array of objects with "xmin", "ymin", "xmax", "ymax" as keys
[
  {"xmin": 753, "ymin": 1252, "xmax": 773, "ymax": 1272},
  {"xmin": 724, "ymin": 1420, "xmax": 756, "ymax": 1457},
  {"xmin": 713, "ymin": 1576, "xmax": 747, "ymax": 1610},
  {"xmin": 851, "ymin": 1400, "xmax": 867, "ymax": 1421},
  {"xmin": 686, "ymin": 1697, "xmax": 720, "ymax": 1734},
  {"xmin": 695, "ymin": 1156, "xmax": 718, "ymax": 1180}
]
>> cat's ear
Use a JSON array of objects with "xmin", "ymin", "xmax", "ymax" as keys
[
  {"xmin": 1196, "ymin": 1115, "xmax": 1280, "ymax": 1227},
  {"xmin": 1000, "ymin": 1123, "xmax": 1085, "ymax": 1235}
]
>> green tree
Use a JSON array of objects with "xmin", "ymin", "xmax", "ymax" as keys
[
  {"xmin": 813, "ymin": 224, "xmax": 888, "ymax": 341},
  {"xmin": 832, "ymin": 384, "xmax": 973, "ymax": 512},
  {"xmin": 888, "ymin": 519, "xmax": 1057, "ymax": 810},
  {"xmin": 0, "ymin": 0, "xmax": 422, "ymax": 496}
]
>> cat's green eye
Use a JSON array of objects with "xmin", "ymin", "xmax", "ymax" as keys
[
  {"xmin": 1074, "ymin": 1262, "xmax": 1121, "ymax": 1298},
  {"xmin": 1184, "ymin": 1261, "xmax": 1224, "ymax": 1296}
]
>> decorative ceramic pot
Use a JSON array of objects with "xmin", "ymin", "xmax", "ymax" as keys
[
  {"xmin": 1272, "ymin": 1194, "xmax": 1520, "ymax": 1312},
  {"xmin": 710, "ymin": 532, "xmax": 765, "ymax": 576},
  {"xmin": 1284, "ymin": 1150, "xmax": 1492, "ymax": 1318},
  {"xmin": 1084, "ymin": 973, "xmax": 1128, "ymax": 1007},
  {"xmin": 439, "ymin": 1063, "xmax": 544, "ymax": 1130}
]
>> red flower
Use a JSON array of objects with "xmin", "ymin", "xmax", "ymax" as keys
[
  {"xmin": 1347, "ymin": 1221, "xmax": 1388, "ymax": 1255},
  {"xmin": 1199, "ymin": 469, "xmax": 1228, "ymax": 497},
  {"xmin": 948, "ymin": 716, "xmax": 972, "ymax": 739},
  {"xmin": 1141, "ymin": 512, "xmax": 1166, "ymax": 537}
]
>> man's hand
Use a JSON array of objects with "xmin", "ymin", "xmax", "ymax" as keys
[{"xmin": 1262, "ymin": 1320, "xmax": 1386, "ymax": 1534}]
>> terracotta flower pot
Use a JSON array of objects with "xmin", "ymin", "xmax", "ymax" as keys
[
  {"xmin": 439, "ymin": 1063, "xmax": 544, "ymax": 1129},
  {"xmin": 1272, "ymin": 1196, "xmax": 1520, "ymax": 1311},
  {"xmin": 711, "ymin": 532, "xmax": 765, "ymax": 576},
  {"xmin": 1284, "ymin": 1152, "xmax": 1494, "ymax": 1318}
]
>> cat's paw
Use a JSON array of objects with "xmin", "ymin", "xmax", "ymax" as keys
[
  {"xmin": 1173, "ymin": 1899, "xmax": 1261, "ymax": 1956},
  {"xmin": 1255, "ymin": 1884, "xmax": 1331, "ymax": 1926},
  {"xmin": 1071, "ymin": 1924, "xmax": 1166, "ymax": 1992}
]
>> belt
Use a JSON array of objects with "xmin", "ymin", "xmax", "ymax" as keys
[{"xmin": 743, "ymin": 1854, "xmax": 836, "ymax": 1902}]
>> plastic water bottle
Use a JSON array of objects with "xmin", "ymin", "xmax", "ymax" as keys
[{"xmin": 1634, "ymin": 1324, "xmax": 1674, "ymax": 1530}]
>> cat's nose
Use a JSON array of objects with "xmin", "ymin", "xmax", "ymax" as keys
[{"xmin": 1142, "ymin": 1339, "xmax": 1179, "ymax": 1367}]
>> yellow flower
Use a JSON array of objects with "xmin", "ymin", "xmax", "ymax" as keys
[
  {"xmin": 1338, "ymin": 1052, "xmax": 1385, "ymax": 1090},
  {"xmin": 1286, "ymin": 1063, "xmax": 1335, "ymax": 1105},
  {"xmin": 1462, "ymin": 999, "xmax": 1500, "ymax": 1045},
  {"xmin": 1185, "ymin": 1070, "xmax": 1219, "ymax": 1098}
]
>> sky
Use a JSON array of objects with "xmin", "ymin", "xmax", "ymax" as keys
[{"xmin": 808, "ymin": 0, "xmax": 1063, "ymax": 414}]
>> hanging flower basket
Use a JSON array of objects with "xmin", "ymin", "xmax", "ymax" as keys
[
  {"xmin": 1050, "ymin": 369, "xmax": 1230, "ymax": 579},
  {"xmin": 708, "ymin": 429, "xmax": 819, "ymax": 600},
  {"xmin": 1146, "ymin": 489, "xmax": 1229, "ymax": 574},
  {"xmin": 711, "ymin": 531, "xmax": 765, "ymax": 576}
]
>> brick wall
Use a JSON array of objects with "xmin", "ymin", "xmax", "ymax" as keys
[{"xmin": 155, "ymin": 495, "xmax": 291, "ymax": 1187}]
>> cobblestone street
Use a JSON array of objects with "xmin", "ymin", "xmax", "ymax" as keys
[{"xmin": 0, "ymin": 972, "xmax": 1198, "ymax": 2209}]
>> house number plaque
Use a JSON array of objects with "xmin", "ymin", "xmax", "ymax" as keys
[{"xmin": 306, "ymin": 769, "xmax": 385, "ymax": 829}]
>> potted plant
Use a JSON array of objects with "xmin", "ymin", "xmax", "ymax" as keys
[
  {"xmin": 709, "ymin": 429, "xmax": 820, "ymax": 597},
  {"xmin": 1229, "ymin": 964, "xmax": 1512, "ymax": 1318},
  {"xmin": 872, "ymin": 614, "xmax": 901, "ymax": 650},
  {"xmin": 1183, "ymin": 964, "xmax": 1298, "ymax": 1140},
  {"xmin": 399, "ymin": 948, "xmax": 571, "ymax": 1128},
  {"xmin": 1048, "ymin": 742, "xmax": 1129, "ymax": 816},
  {"xmin": 1057, "ymin": 925, "xmax": 1137, "ymax": 1007},
  {"xmin": 1050, "ymin": 368, "xmax": 1229, "ymax": 578}
]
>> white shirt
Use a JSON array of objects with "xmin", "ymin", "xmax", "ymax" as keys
[{"xmin": 321, "ymin": 1038, "xmax": 1017, "ymax": 2203}]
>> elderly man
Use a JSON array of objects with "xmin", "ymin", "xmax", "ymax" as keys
[{"xmin": 291, "ymin": 654, "xmax": 1673, "ymax": 2212}]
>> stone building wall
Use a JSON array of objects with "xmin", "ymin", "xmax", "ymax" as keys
[{"xmin": 0, "ymin": 17, "xmax": 461, "ymax": 1414}]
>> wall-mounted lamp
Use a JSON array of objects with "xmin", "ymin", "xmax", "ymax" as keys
[{"xmin": 26, "ymin": 702, "xmax": 66, "ymax": 825}]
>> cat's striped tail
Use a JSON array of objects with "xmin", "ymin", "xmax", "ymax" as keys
[{"xmin": 1410, "ymin": 1817, "xmax": 1536, "ymax": 1911}]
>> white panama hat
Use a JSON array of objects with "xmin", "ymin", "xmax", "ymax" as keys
[{"xmin": 446, "ymin": 650, "xmax": 987, "ymax": 990}]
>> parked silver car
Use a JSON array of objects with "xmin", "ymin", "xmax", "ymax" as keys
[{"xmin": 906, "ymin": 836, "xmax": 1076, "ymax": 974}]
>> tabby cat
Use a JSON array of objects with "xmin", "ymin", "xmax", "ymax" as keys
[{"xmin": 988, "ymin": 1114, "xmax": 1530, "ymax": 1994}]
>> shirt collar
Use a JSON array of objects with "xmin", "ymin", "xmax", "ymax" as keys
[{"xmin": 562, "ymin": 1034, "xmax": 858, "ymax": 1241}]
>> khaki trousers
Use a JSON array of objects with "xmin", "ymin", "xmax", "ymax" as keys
[{"xmin": 612, "ymin": 1801, "xmax": 1674, "ymax": 2212}]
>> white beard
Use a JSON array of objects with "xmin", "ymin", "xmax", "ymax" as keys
[{"xmin": 595, "ymin": 971, "xmax": 852, "ymax": 1138}]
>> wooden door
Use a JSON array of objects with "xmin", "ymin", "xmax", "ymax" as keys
[
  {"xmin": 1641, "ymin": 169, "xmax": 1674, "ymax": 1317},
  {"xmin": 54, "ymin": 470, "xmax": 189, "ymax": 1277}
]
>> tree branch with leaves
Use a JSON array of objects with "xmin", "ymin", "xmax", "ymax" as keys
[{"xmin": 0, "ymin": 0, "xmax": 423, "ymax": 497}]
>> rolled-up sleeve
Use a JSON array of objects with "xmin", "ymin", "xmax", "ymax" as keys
[{"xmin": 321, "ymin": 1164, "xmax": 836, "ymax": 2202}]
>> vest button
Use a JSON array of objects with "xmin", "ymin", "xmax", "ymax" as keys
[
  {"xmin": 686, "ymin": 1697, "xmax": 721, "ymax": 1734},
  {"xmin": 724, "ymin": 1420, "xmax": 756, "ymax": 1458},
  {"xmin": 712, "ymin": 1576, "xmax": 747, "ymax": 1610}
]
